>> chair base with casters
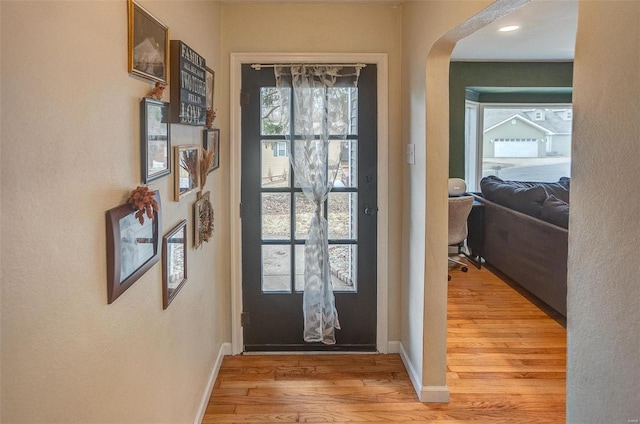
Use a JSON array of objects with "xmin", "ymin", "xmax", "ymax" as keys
[
  {"xmin": 447, "ymin": 194, "xmax": 474, "ymax": 281},
  {"xmin": 448, "ymin": 245, "xmax": 468, "ymax": 280}
]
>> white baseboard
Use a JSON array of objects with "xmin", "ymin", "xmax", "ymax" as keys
[
  {"xmin": 387, "ymin": 340, "xmax": 401, "ymax": 353},
  {"xmin": 399, "ymin": 342, "xmax": 450, "ymax": 403},
  {"xmin": 420, "ymin": 386, "xmax": 450, "ymax": 403},
  {"xmin": 193, "ymin": 342, "xmax": 232, "ymax": 424}
]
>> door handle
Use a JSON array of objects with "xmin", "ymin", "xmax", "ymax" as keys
[{"xmin": 363, "ymin": 205, "xmax": 377, "ymax": 216}]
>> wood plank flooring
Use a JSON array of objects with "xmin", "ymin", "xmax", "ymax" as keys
[{"xmin": 204, "ymin": 260, "xmax": 566, "ymax": 423}]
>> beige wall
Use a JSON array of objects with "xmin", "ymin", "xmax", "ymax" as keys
[
  {"xmin": 221, "ymin": 2, "xmax": 403, "ymax": 340},
  {"xmin": 568, "ymin": 1, "xmax": 640, "ymax": 421},
  {"xmin": 400, "ymin": 0, "xmax": 496, "ymax": 398},
  {"xmin": 0, "ymin": 1, "xmax": 228, "ymax": 422},
  {"xmin": 2, "ymin": 0, "xmax": 639, "ymax": 421}
]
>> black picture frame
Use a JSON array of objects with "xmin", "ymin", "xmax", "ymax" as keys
[
  {"xmin": 162, "ymin": 220, "xmax": 187, "ymax": 309},
  {"xmin": 141, "ymin": 98, "xmax": 171, "ymax": 183},
  {"xmin": 202, "ymin": 129, "xmax": 220, "ymax": 174},
  {"xmin": 106, "ymin": 191, "xmax": 162, "ymax": 304},
  {"xmin": 128, "ymin": 0, "xmax": 170, "ymax": 84}
]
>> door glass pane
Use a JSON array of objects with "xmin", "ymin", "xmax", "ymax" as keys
[
  {"xmin": 261, "ymin": 140, "xmax": 290, "ymax": 188},
  {"xmin": 333, "ymin": 139, "xmax": 357, "ymax": 188},
  {"xmin": 261, "ymin": 87, "xmax": 289, "ymax": 135},
  {"xmin": 295, "ymin": 244, "xmax": 357, "ymax": 293},
  {"xmin": 294, "ymin": 193, "xmax": 315, "ymax": 240},
  {"xmin": 328, "ymin": 192, "xmax": 357, "ymax": 240},
  {"xmin": 262, "ymin": 245, "xmax": 291, "ymax": 293},
  {"xmin": 262, "ymin": 193, "xmax": 290, "ymax": 240},
  {"xmin": 328, "ymin": 87, "xmax": 358, "ymax": 136},
  {"xmin": 329, "ymin": 244, "xmax": 357, "ymax": 292}
]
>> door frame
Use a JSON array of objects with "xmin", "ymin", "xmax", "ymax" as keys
[{"xmin": 230, "ymin": 52, "xmax": 389, "ymax": 355}]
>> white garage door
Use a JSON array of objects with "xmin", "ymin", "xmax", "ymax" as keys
[{"xmin": 494, "ymin": 140, "xmax": 538, "ymax": 157}]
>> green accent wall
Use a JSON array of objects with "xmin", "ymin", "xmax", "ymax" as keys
[{"xmin": 449, "ymin": 62, "xmax": 574, "ymax": 178}]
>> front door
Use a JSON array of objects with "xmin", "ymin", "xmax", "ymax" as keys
[{"xmin": 241, "ymin": 64, "xmax": 377, "ymax": 351}]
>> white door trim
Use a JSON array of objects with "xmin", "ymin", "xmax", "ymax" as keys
[{"xmin": 230, "ymin": 52, "xmax": 389, "ymax": 354}]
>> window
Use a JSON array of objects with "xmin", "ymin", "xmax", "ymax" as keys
[
  {"xmin": 465, "ymin": 102, "xmax": 572, "ymax": 190},
  {"xmin": 273, "ymin": 141, "xmax": 287, "ymax": 157}
]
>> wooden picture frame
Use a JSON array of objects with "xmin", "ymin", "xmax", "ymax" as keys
[
  {"xmin": 162, "ymin": 220, "xmax": 187, "ymax": 309},
  {"xmin": 205, "ymin": 67, "xmax": 215, "ymax": 111},
  {"xmin": 174, "ymin": 145, "xmax": 201, "ymax": 201},
  {"xmin": 128, "ymin": 0, "xmax": 169, "ymax": 84},
  {"xmin": 194, "ymin": 191, "xmax": 214, "ymax": 248},
  {"xmin": 106, "ymin": 191, "xmax": 162, "ymax": 304},
  {"xmin": 202, "ymin": 129, "xmax": 220, "ymax": 174},
  {"xmin": 141, "ymin": 98, "xmax": 171, "ymax": 183}
]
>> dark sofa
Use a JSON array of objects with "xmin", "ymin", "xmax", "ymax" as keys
[{"xmin": 468, "ymin": 176, "xmax": 569, "ymax": 317}]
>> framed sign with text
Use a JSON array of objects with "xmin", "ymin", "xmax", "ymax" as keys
[{"xmin": 170, "ymin": 40, "xmax": 206, "ymax": 126}]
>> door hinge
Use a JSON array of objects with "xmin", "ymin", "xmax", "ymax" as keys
[
  {"xmin": 241, "ymin": 312, "xmax": 250, "ymax": 327},
  {"xmin": 240, "ymin": 90, "xmax": 250, "ymax": 107}
]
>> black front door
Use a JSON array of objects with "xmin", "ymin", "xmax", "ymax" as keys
[{"xmin": 241, "ymin": 64, "xmax": 378, "ymax": 351}]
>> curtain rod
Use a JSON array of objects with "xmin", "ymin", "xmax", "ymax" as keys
[{"xmin": 251, "ymin": 63, "xmax": 367, "ymax": 70}]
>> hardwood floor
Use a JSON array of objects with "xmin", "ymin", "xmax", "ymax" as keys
[{"xmin": 204, "ymin": 260, "xmax": 566, "ymax": 423}]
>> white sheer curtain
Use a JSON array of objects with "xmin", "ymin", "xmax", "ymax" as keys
[{"xmin": 274, "ymin": 65, "xmax": 360, "ymax": 344}]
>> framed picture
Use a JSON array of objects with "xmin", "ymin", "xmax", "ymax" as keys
[
  {"xmin": 194, "ymin": 191, "xmax": 214, "ymax": 248},
  {"xmin": 174, "ymin": 145, "xmax": 201, "ymax": 201},
  {"xmin": 202, "ymin": 129, "xmax": 220, "ymax": 174},
  {"xmin": 205, "ymin": 67, "xmax": 215, "ymax": 111},
  {"xmin": 162, "ymin": 220, "xmax": 187, "ymax": 309},
  {"xmin": 141, "ymin": 98, "xmax": 171, "ymax": 183},
  {"xmin": 128, "ymin": 0, "xmax": 169, "ymax": 84},
  {"xmin": 106, "ymin": 191, "xmax": 162, "ymax": 304}
]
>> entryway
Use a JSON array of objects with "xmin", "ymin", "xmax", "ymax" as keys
[{"xmin": 229, "ymin": 53, "xmax": 389, "ymax": 354}]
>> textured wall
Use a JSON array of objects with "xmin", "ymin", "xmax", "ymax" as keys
[
  {"xmin": 401, "ymin": 0, "xmax": 495, "ymax": 397},
  {"xmin": 0, "ymin": 1, "xmax": 228, "ymax": 422},
  {"xmin": 568, "ymin": 1, "xmax": 640, "ymax": 422}
]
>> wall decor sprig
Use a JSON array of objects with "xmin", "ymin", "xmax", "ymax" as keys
[{"xmin": 127, "ymin": 185, "xmax": 160, "ymax": 225}]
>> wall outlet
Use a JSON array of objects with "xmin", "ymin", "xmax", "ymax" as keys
[{"xmin": 406, "ymin": 144, "xmax": 415, "ymax": 165}]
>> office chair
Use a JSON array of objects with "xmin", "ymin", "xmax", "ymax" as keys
[{"xmin": 448, "ymin": 195, "xmax": 474, "ymax": 281}]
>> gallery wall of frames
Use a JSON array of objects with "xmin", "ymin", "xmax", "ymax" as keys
[{"xmin": 106, "ymin": 0, "xmax": 220, "ymax": 307}]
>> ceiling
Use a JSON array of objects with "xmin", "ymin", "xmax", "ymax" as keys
[
  {"xmin": 222, "ymin": 0, "xmax": 578, "ymax": 62},
  {"xmin": 451, "ymin": 0, "xmax": 578, "ymax": 61}
]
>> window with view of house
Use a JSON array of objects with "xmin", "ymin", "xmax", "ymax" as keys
[{"xmin": 465, "ymin": 102, "xmax": 572, "ymax": 191}]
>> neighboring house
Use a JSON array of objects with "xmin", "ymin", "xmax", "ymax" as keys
[{"xmin": 483, "ymin": 108, "xmax": 572, "ymax": 158}]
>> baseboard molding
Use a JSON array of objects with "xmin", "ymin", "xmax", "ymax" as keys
[
  {"xmin": 398, "ymin": 342, "xmax": 450, "ymax": 403},
  {"xmin": 420, "ymin": 385, "xmax": 450, "ymax": 403},
  {"xmin": 193, "ymin": 342, "xmax": 232, "ymax": 424},
  {"xmin": 387, "ymin": 340, "xmax": 401, "ymax": 353}
]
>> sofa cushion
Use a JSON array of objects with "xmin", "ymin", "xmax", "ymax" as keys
[
  {"xmin": 540, "ymin": 195, "xmax": 570, "ymax": 229},
  {"xmin": 480, "ymin": 176, "xmax": 548, "ymax": 218},
  {"xmin": 541, "ymin": 178, "xmax": 571, "ymax": 203}
]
